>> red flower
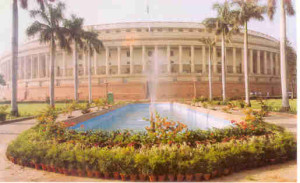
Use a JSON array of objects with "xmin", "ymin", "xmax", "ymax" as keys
[
  {"xmin": 231, "ymin": 120, "xmax": 236, "ymax": 124},
  {"xmin": 210, "ymin": 133, "xmax": 214, "ymax": 136},
  {"xmin": 80, "ymin": 124, "xmax": 85, "ymax": 129}
]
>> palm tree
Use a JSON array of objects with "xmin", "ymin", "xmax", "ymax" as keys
[
  {"xmin": 203, "ymin": 1, "xmax": 237, "ymax": 102},
  {"xmin": 82, "ymin": 31, "xmax": 103, "ymax": 103},
  {"xmin": 199, "ymin": 38, "xmax": 216, "ymax": 101},
  {"xmin": 10, "ymin": 0, "xmax": 53, "ymax": 116},
  {"xmin": 267, "ymin": 0, "xmax": 295, "ymax": 111},
  {"xmin": 64, "ymin": 15, "xmax": 86, "ymax": 102},
  {"xmin": 26, "ymin": 2, "xmax": 70, "ymax": 107},
  {"xmin": 232, "ymin": 0, "xmax": 266, "ymax": 106}
]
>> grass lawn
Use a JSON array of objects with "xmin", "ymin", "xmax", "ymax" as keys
[
  {"xmin": 250, "ymin": 99, "xmax": 296, "ymax": 110},
  {"xmin": 1, "ymin": 103, "xmax": 68, "ymax": 119},
  {"xmin": 233, "ymin": 99, "xmax": 297, "ymax": 114}
]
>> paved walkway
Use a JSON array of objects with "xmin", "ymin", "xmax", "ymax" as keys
[{"xmin": 0, "ymin": 106, "xmax": 297, "ymax": 182}]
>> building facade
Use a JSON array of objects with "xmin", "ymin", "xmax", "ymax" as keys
[{"xmin": 0, "ymin": 22, "xmax": 281, "ymax": 101}]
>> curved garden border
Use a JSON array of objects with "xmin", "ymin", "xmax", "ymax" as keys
[{"xmin": 6, "ymin": 105, "xmax": 297, "ymax": 182}]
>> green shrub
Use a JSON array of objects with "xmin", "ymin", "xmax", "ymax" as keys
[{"xmin": 0, "ymin": 105, "xmax": 8, "ymax": 121}]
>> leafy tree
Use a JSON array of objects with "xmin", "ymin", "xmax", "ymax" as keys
[
  {"xmin": 286, "ymin": 40, "xmax": 296, "ymax": 99},
  {"xmin": 203, "ymin": 1, "xmax": 238, "ymax": 102},
  {"xmin": 26, "ymin": 2, "xmax": 70, "ymax": 107},
  {"xmin": 232, "ymin": 0, "xmax": 266, "ymax": 106},
  {"xmin": 10, "ymin": 0, "xmax": 54, "ymax": 116}
]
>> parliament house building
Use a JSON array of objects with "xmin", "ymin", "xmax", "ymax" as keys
[{"xmin": 0, "ymin": 22, "xmax": 281, "ymax": 101}]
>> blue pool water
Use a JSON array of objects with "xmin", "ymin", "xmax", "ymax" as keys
[{"xmin": 70, "ymin": 103, "xmax": 231, "ymax": 131}]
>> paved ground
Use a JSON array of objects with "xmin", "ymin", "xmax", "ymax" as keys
[{"xmin": 0, "ymin": 106, "xmax": 297, "ymax": 182}]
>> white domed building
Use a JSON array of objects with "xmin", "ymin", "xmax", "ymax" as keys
[{"xmin": 0, "ymin": 22, "xmax": 281, "ymax": 101}]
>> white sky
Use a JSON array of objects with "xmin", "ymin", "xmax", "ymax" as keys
[{"xmin": 0, "ymin": 0, "xmax": 297, "ymax": 55}]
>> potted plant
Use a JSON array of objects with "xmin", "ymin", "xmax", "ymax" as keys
[
  {"xmin": 176, "ymin": 161, "xmax": 186, "ymax": 182},
  {"xmin": 166, "ymin": 153, "xmax": 177, "ymax": 182},
  {"xmin": 97, "ymin": 150, "xmax": 113, "ymax": 179},
  {"xmin": 193, "ymin": 155, "xmax": 206, "ymax": 181},
  {"xmin": 134, "ymin": 153, "xmax": 150, "ymax": 181},
  {"xmin": 185, "ymin": 160, "xmax": 195, "ymax": 181}
]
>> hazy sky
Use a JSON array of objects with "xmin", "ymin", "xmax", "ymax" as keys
[{"xmin": 0, "ymin": 0, "xmax": 297, "ymax": 55}]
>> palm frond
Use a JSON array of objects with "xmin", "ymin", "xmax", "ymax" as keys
[
  {"xmin": 267, "ymin": 0, "xmax": 276, "ymax": 20},
  {"xmin": 285, "ymin": 0, "xmax": 295, "ymax": 16}
]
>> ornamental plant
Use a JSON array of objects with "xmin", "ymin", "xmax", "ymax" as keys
[
  {"xmin": 36, "ymin": 105, "xmax": 58, "ymax": 124},
  {"xmin": 143, "ymin": 112, "xmax": 187, "ymax": 144},
  {"xmin": 63, "ymin": 101, "xmax": 78, "ymax": 118},
  {"xmin": 80, "ymin": 103, "xmax": 91, "ymax": 114},
  {"xmin": 93, "ymin": 98, "xmax": 107, "ymax": 111}
]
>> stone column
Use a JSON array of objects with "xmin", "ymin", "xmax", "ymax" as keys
[
  {"xmin": 233, "ymin": 47, "xmax": 237, "ymax": 73},
  {"xmin": 118, "ymin": 47, "xmax": 121, "ymax": 75},
  {"xmin": 202, "ymin": 45, "xmax": 206, "ymax": 73},
  {"xmin": 37, "ymin": 54, "xmax": 41, "ymax": 78},
  {"xmin": 167, "ymin": 45, "xmax": 171, "ymax": 73},
  {"xmin": 241, "ymin": 48, "xmax": 244, "ymax": 73},
  {"xmin": 155, "ymin": 45, "xmax": 158, "ymax": 74},
  {"xmin": 271, "ymin": 52, "xmax": 274, "ymax": 75},
  {"xmin": 63, "ymin": 51, "xmax": 67, "ymax": 77},
  {"xmin": 213, "ymin": 46, "xmax": 217, "ymax": 73},
  {"xmin": 45, "ymin": 54, "xmax": 49, "ymax": 78},
  {"xmin": 31, "ymin": 55, "xmax": 33, "ymax": 79},
  {"xmin": 130, "ymin": 45, "xmax": 134, "ymax": 74},
  {"xmin": 24, "ymin": 57, "xmax": 27, "ymax": 79},
  {"xmin": 257, "ymin": 50, "xmax": 261, "ymax": 74},
  {"xmin": 179, "ymin": 45, "xmax": 183, "ymax": 73},
  {"xmin": 250, "ymin": 49, "xmax": 253, "ymax": 74},
  {"xmin": 142, "ymin": 46, "xmax": 146, "ymax": 73},
  {"xmin": 190, "ymin": 45, "xmax": 195, "ymax": 73},
  {"xmin": 105, "ymin": 47, "xmax": 109, "ymax": 75},
  {"xmin": 83, "ymin": 53, "xmax": 87, "ymax": 76},
  {"xmin": 264, "ymin": 51, "xmax": 268, "ymax": 75},
  {"xmin": 275, "ymin": 53, "xmax": 279, "ymax": 75},
  {"xmin": 94, "ymin": 52, "xmax": 98, "ymax": 75}
]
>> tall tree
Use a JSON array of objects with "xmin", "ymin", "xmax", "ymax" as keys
[
  {"xmin": 203, "ymin": 1, "xmax": 237, "ymax": 102},
  {"xmin": 199, "ymin": 37, "xmax": 216, "ymax": 101},
  {"xmin": 64, "ymin": 15, "xmax": 86, "ymax": 102},
  {"xmin": 10, "ymin": 0, "xmax": 53, "ymax": 116},
  {"xmin": 232, "ymin": 0, "xmax": 266, "ymax": 106},
  {"xmin": 286, "ymin": 40, "xmax": 297, "ymax": 99},
  {"xmin": 26, "ymin": 2, "xmax": 70, "ymax": 107},
  {"xmin": 267, "ymin": 0, "xmax": 295, "ymax": 111},
  {"xmin": 82, "ymin": 31, "xmax": 103, "ymax": 103}
]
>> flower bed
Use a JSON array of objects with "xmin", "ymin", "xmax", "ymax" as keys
[{"xmin": 6, "ymin": 108, "xmax": 296, "ymax": 181}]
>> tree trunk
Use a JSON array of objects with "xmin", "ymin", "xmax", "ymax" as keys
[
  {"xmin": 208, "ymin": 46, "xmax": 213, "ymax": 101},
  {"xmin": 244, "ymin": 22, "xmax": 250, "ymax": 105},
  {"xmin": 280, "ymin": 0, "xmax": 290, "ymax": 111},
  {"xmin": 88, "ymin": 47, "xmax": 92, "ymax": 103},
  {"xmin": 11, "ymin": 0, "xmax": 19, "ymax": 116},
  {"xmin": 49, "ymin": 38, "xmax": 55, "ymax": 107},
  {"xmin": 221, "ymin": 31, "xmax": 226, "ymax": 102},
  {"xmin": 73, "ymin": 42, "xmax": 78, "ymax": 101}
]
